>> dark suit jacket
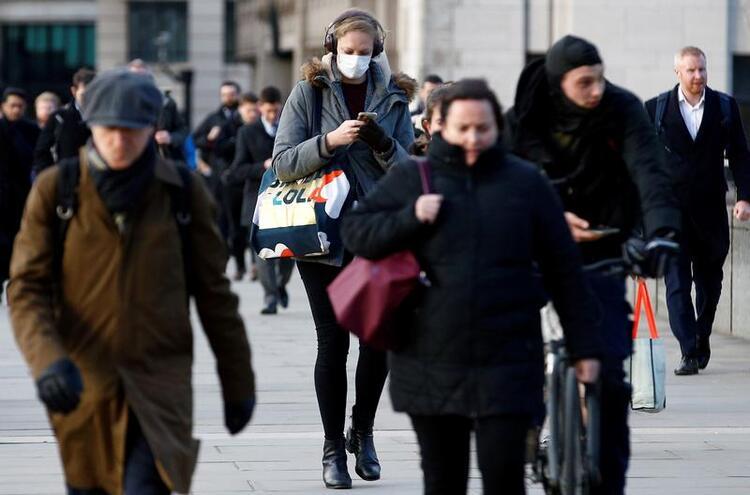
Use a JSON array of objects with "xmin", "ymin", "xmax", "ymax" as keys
[
  {"xmin": 33, "ymin": 103, "xmax": 89, "ymax": 176},
  {"xmin": 192, "ymin": 106, "xmax": 243, "ymax": 173},
  {"xmin": 0, "ymin": 117, "xmax": 40, "ymax": 278},
  {"xmin": 156, "ymin": 94, "xmax": 188, "ymax": 161},
  {"xmin": 224, "ymin": 120, "xmax": 275, "ymax": 227},
  {"xmin": 645, "ymin": 86, "xmax": 750, "ymax": 244}
]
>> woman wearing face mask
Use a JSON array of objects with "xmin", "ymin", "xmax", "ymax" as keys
[
  {"xmin": 271, "ymin": 9, "xmax": 415, "ymax": 490},
  {"xmin": 340, "ymin": 79, "xmax": 603, "ymax": 495}
]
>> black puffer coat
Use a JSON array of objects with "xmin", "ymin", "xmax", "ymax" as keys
[{"xmin": 341, "ymin": 135, "xmax": 603, "ymax": 418}]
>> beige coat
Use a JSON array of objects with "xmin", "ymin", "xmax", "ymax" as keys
[{"xmin": 9, "ymin": 152, "xmax": 255, "ymax": 494}]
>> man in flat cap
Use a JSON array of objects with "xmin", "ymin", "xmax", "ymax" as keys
[
  {"xmin": 8, "ymin": 69, "xmax": 256, "ymax": 495},
  {"xmin": 506, "ymin": 36, "xmax": 681, "ymax": 494}
]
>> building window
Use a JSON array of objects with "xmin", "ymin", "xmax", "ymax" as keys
[
  {"xmin": 225, "ymin": 0, "xmax": 236, "ymax": 62},
  {"xmin": 733, "ymin": 55, "xmax": 750, "ymax": 143},
  {"xmin": 0, "ymin": 24, "xmax": 95, "ymax": 102},
  {"xmin": 128, "ymin": 1, "xmax": 188, "ymax": 63}
]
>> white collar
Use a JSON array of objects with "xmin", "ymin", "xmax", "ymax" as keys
[
  {"xmin": 261, "ymin": 117, "xmax": 278, "ymax": 136},
  {"xmin": 678, "ymin": 87, "xmax": 705, "ymax": 108}
]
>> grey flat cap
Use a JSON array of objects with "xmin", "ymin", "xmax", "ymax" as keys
[{"xmin": 82, "ymin": 69, "xmax": 163, "ymax": 128}]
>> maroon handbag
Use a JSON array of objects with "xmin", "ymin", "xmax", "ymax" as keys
[{"xmin": 327, "ymin": 160, "xmax": 432, "ymax": 350}]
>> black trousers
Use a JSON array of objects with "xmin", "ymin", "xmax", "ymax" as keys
[
  {"xmin": 297, "ymin": 260, "xmax": 389, "ymax": 439},
  {"xmin": 409, "ymin": 414, "xmax": 531, "ymax": 495},
  {"xmin": 224, "ymin": 182, "xmax": 248, "ymax": 272},
  {"xmin": 664, "ymin": 224, "xmax": 728, "ymax": 359},
  {"xmin": 257, "ymin": 257, "xmax": 295, "ymax": 305},
  {"xmin": 585, "ymin": 273, "xmax": 631, "ymax": 495},
  {"xmin": 67, "ymin": 413, "xmax": 170, "ymax": 495}
]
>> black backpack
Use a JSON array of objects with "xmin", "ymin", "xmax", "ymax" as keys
[{"xmin": 52, "ymin": 158, "xmax": 194, "ymax": 296}]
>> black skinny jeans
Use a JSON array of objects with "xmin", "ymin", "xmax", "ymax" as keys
[
  {"xmin": 409, "ymin": 414, "xmax": 531, "ymax": 495},
  {"xmin": 297, "ymin": 260, "xmax": 389, "ymax": 439}
]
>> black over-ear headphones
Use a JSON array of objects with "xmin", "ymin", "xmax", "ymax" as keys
[{"xmin": 323, "ymin": 9, "xmax": 386, "ymax": 57}]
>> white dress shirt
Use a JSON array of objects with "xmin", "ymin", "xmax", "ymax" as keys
[{"xmin": 677, "ymin": 88, "xmax": 705, "ymax": 140}]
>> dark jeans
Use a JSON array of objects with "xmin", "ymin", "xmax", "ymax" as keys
[
  {"xmin": 297, "ymin": 260, "xmax": 389, "ymax": 439},
  {"xmin": 257, "ymin": 257, "xmax": 295, "ymax": 305},
  {"xmin": 664, "ymin": 226, "xmax": 728, "ymax": 359},
  {"xmin": 224, "ymin": 182, "xmax": 248, "ymax": 272},
  {"xmin": 67, "ymin": 413, "xmax": 170, "ymax": 495},
  {"xmin": 409, "ymin": 414, "xmax": 531, "ymax": 495},
  {"xmin": 585, "ymin": 273, "xmax": 631, "ymax": 495}
]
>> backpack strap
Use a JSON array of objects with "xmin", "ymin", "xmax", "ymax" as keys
[
  {"xmin": 52, "ymin": 158, "xmax": 81, "ymax": 279},
  {"xmin": 169, "ymin": 163, "xmax": 194, "ymax": 297},
  {"xmin": 654, "ymin": 91, "xmax": 670, "ymax": 134},
  {"xmin": 718, "ymin": 92, "xmax": 732, "ymax": 130}
]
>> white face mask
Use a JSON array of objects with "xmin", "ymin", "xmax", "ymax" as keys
[{"xmin": 336, "ymin": 53, "xmax": 371, "ymax": 80}]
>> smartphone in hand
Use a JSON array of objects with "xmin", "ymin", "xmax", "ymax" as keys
[
  {"xmin": 357, "ymin": 111, "xmax": 378, "ymax": 122},
  {"xmin": 587, "ymin": 226, "xmax": 620, "ymax": 237}
]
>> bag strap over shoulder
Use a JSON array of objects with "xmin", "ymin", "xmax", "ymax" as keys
[
  {"xmin": 718, "ymin": 92, "xmax": 732, "ymax": 130},
  {"xmin": 53, "ymin": 158, "xmax": 81, "ymax": 278},
  {"xmin": 654, "ymin": 91, "xmax": 670, "ymax": 134},
  {"xmin": 167, "ymin": 163, "xmax": 194, "ymax": 297},
  {"xmin": 312, "ymin": 85, "xmax": 323, "ymax": 138}
]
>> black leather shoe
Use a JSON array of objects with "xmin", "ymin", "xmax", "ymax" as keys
[
  {"xmin": 322, "ymin": 438, "xmax": 352, "ymax": 489},
  {"xmin": 674, "ymin": 357, "xmax": 699, "ymax": 376},
  {"xmin": 346, "ymin": 425, "xmax": 381, "ymax": 481},
  {"xmin": 697, "ymin": 337, "xmax": 711, "ymax": 370},
  {"xmin": 260, "ymin": 303, "xmax": 277, "ymax": 315},
  {"xmin": 279, "ymin": 286, "xmax": 289, "ymax": 309}
]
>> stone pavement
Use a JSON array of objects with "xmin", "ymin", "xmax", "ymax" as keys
[{"xmin": 1, "ymin": 272, "xmax": 750, "ymax": 494}]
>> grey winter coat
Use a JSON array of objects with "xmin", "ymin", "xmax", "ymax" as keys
[{"xmin": 272, "ymin": 54, "xmax": 416, "ymax": 195}]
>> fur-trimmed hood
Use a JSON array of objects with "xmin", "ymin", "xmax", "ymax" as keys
[{"xmin": 300, "ymin": 52, "xmax": 417, "ymax": 102}]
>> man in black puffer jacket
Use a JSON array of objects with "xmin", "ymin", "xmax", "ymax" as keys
[{"xmin": 506, "ymin": 36, "xmax": 682, "ymax": 494}]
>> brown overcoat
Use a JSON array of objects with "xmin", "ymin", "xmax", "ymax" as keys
[{"xmin": 8, "ymin": 152, "xmax": 255, "ymax": 494}]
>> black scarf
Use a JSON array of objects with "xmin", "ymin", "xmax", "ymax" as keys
[{"xmin": 87, "ymin": 141, "xmax": 156, "ymax": 215}]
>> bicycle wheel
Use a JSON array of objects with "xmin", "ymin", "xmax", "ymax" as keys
[
  {"xmin": 584, "ymin": 382, "xmax": 602, "ymax": 489},
  {"xmin": 561, "ymin": 367, "xmax": 584, "ymax": 495},
  {"xmin": 545, "ymin": 351, "xmax": 564, "ymax": 490}
]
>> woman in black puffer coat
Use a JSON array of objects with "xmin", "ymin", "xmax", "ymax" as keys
[{"xmin": 341, "ymin": 79, "xmax": 604, "ymax": 495}]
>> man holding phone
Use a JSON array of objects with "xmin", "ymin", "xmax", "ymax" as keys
[{"xmin": 506, "ymin": 36, "xmax": 681, "ymax": 494}]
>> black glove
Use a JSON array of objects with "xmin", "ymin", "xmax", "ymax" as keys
[
  {"xmin": 623, "ymin": 236, "xmax": 679, "ymax": 278},
  {"xmin": 357, "ymin": 119, "xmax": 393, "ymax": 153},
  {"xmin": 35, "ymin": 358, "xmax": 83, "ymax": 414},
  {"xmin": 224, "ymin": 396, "xmax": 255, "ymax": 435}
]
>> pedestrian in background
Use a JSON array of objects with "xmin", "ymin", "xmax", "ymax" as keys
[
  {"xmin": 410, "ymin": 83, "xmax": 450, "ymax": 156},
  {"xmin": 272, "ymin": 8, "xmax": 415, "ymax": 489},
  {"xmin": 238, "ymin": 91, "xmax": 260, "ymax": 126},
  {"xmin": 225, "ymin": 86, "xmax": 292, "ymax": 313},
  {"xmin": 34, "ymin": 91, "xmax": 60, "ymax": 129},
  {"xmin": 506, "ymin": 35, "xmax": 681, "ymax": 494},
  {"xmin": 8, "ymin": 70, "xmax": 255, "ymax": 495},
  {"xmin": 193, "ymin": 81, "xmax": 246, "ymax": 279},
  {"xmin": 0, "ymin": 87, "xmax": 40, "ymax": 300},
  {"xmin": 127, "ymin": 59, "xmax": 190, "ymax": 162},
  {"xmin": 341, "ymin": 79, "xmax": 603, "ymax": 495},
  {"xmin": 236, "ymin": 91, "xmax": 261, "ymax": 281},
  {"xmin": 645, "ymin": 46, "xmax": 750, "ymax": 375},
  {"xmin": 33, "ymin": 68, "xmax": 95, "ymax": 176}
]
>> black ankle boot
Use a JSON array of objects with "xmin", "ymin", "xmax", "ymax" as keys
[
  {"xmin": 345, "ymin": 424, "xmax": 381, "ymax": 481},
  {"xmin": 322, "ymin": 438, "xmax": 352, "ymax": 489}
]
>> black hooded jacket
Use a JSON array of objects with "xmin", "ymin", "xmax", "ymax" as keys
[{"xmin": 506, "ymin": 58, "xmax": 680, "ymax": 263}]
